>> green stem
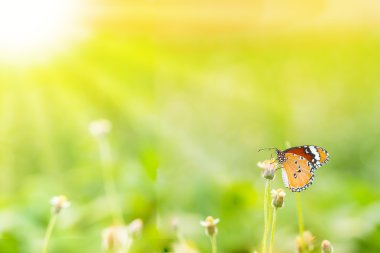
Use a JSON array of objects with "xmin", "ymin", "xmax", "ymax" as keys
[
  {"xmin": 262, "ymin": 180, "xmax": 271, "ymax": 253},
  {"xmin": 42, "ymin": 213, "xmax": 57, "ymax": 253},
  {"xmin": 98, "ymin": 137, "xmax": 124, "ymax": 224},
  {"xmin": 296, "ymin": 193, "xmax": 305, "ymax": 251},
  {"xmin": 296, "ymin": 193, "xmax": 304, "ymax": 236},
  {"xmin": 269, "ymin": 208, "xmax": 277, "ymax": 253},
  {"xmin": 210, "ymin": 235, "xmax": 217, "ymax": 253}
]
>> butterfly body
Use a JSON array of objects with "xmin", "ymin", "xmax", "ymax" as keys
[{"xmin": 276, "ymin": 145, "xmax": 329, "ymax": 192}]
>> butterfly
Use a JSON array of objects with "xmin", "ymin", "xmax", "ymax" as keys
[{"xmin": 275, "ymin": 145, "xmax": 330, "ymax": 192}]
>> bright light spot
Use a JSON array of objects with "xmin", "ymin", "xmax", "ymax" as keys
[{"xmin": 0, "ymin": 0, "xmax": 87, "ymax": 64}]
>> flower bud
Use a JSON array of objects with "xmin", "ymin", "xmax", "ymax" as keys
[
  {"xmin": 271, "ymin": 188, "xmax": 286, "ymax": 208},
  {"xmin": 321, "ymin": 240, "xmax": 334, "ymax": 253},
  {"xmin": 89, "ymin": 119, "xmax": 112, "ymax": 137},
  {"xmin": 200, "ymin": 216, "xmax": 219, "ymax": 237},
  {"xmin": 50, "ymin": 195, "xmax": 71, "ymax": 214},
  {"xmin": 128, "ymin": 219, "xmax": 143, "ymax": 236},
  {"xmin": 102, "ymin": 225, "xmax": 131, "ymax": 253},
  {"xmin": 258, "ymin": 159, "xmax": 277, "ymax": 180},
  {"xmin": 171, "ymin": 217, "xmax": 179, "ymax": 232},
  {"xmin": 296, "ymin": 231, "xmax": 315, "ymax": 253}
]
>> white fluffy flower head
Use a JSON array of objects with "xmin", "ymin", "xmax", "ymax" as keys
[
  {"xmin": 200, "ymin": 216, "xmax": 220, "ymax": 236},
  {"xmin": 50, "ymin": 195, "xmax": 71, "ymax": 214},
  {"xmin": 89, "ymin": 119, "xmax": 112, "ymax": 137}
]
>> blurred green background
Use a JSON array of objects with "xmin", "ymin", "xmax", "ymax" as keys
[{"xmin": 1, "ymin": 0, "xmax": 380, "ymax": 252}]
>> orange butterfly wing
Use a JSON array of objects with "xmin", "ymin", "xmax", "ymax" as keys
[
  {"xmin": 281, "ymin": 153, "xmax": 314, "ymax": 192},
  {"xmin": 284, "ymin": 145, "xmax": 330, "ymax": 169},
  {"xmin": 316, "ymin": 147, "xmax": 329, "ymax": 164}
]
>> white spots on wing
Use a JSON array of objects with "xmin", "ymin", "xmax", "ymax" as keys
[
  {"xmin": 281, "ymin": 168, "xmax": 289, "ymax": 188},
  {"xmin": 290, "ymin": 174, "xmax": 314, "ymax": 192},
  {"xmin": 309, "ymin": 146, "xmax": 320, "ymax": 161},
  {"xmin": 307, "ymin": 162, "xmax": 316, "ymax": 173}
]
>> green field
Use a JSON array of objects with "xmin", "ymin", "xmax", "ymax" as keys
[{"xmin": 0, "ymin": 1, "xmax": 380, "ymax": 252}]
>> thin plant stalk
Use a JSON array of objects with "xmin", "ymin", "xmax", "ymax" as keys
[
  {"xmin": 296, "ymin": 193, "xmax": 304, "ymax": 235},
  {"xmin": 269, "ymin": 208, "xmax": 277, "ymax": 253},
  {"xmin": 210, "ymin": 234, "xmax": 217, "ymax": 253},
  {"xmin": 262, "ymin": 180, "xmax": 271, "ymax": 253},
  {"xmin": 42, "ymin": 213, "xmax": 57, "ymax": 253},
  {"xmin": 267, "ymin": 204, "xmax": 273, "ymax": 250},
  {"xmin": 98, "ymin": 137, "xmax": 124, "ymax": 224},
  {"xmin": 296, "ymin": 192, "xmax": 305, "ymax": 251}
]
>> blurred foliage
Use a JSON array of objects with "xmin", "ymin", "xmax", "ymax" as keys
[{"xmin": 0, "ymin": 0, "xmax": 380, "ymax": 253}]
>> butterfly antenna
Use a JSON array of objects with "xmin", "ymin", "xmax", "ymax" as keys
[{"xmin": 258, "ymin": 147, "xmax": 277, "ymax": 152}]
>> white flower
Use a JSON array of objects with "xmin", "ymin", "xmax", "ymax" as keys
[
  {"xmin": 271, "ymin": 188, "xmax": 286, "ymax": 208},
  {"xmin": 321, "ymin": 240, "xmax": 334, "ymax": 253},
  {"xmin": 50, "ymin": 195, "xmax": 71, "ymax": 214},
  {"xmin": 258, "ymin": 158, "xmax": 278, "ymax": 180},
  {"xmin": 89, "ymin": 119, "xmax": 112, "ymax": 137},
  {"xmin": 200, "ymin": 216, "xmax": 220, "ymax": 236},
  {"xmin": 102, "ymin": 225, "xmax": 132, "ymax": 253}
]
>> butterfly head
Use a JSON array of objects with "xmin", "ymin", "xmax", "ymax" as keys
[
  {"xmin": 276, "ymin": 149, "xmax": 286, "ymax": 164},
  {"xmin": 258, "ymin": 147, "xmax": 285, "ymax": 164}
]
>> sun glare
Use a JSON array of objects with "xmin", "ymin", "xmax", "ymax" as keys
[{"xmin": 0, "ymin": 0, "xmax": 86, "ymax": 64}]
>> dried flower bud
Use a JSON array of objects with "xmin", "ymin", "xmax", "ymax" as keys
[
  {"xmin": 271, "ymin": 188, "xmax": 286, "ymax": 208},
  {"xmin": 321, "ymin": 240, "xmax": 334, "ymax": 253},
  {"xmin": 89, "ymin": 119, "xmax": 112, "ymax": 137},
  {"xmin": 200, "ymin": 216, "xmax": 219, "ymax": 237},
  {"xmin": 102, "ymin": 225, "xmax": 131, "ymax": 253},
  {"xmin": 258, "ymin": 159, "xmax": 277, "ymax": 180},
  {"xmin": 50, "ymin": 195, "xmax": 71, "ymax": 214},
  {"xmin": 296, "ymin": 231, "xmax": 315, "ymax": 253}
]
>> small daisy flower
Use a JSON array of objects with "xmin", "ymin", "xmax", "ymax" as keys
[
  {"xmin": 102, "ymin": 225, "xmax": 131, "ymax": 253},
  {"xmin": 271, "ymin": 188, "xmax": 286, "ymax": 208},
  {"xmin": 50, "ymin": 195, "xmax": 71, "ymax": 214},
  {"xmin": 200, "ymin": 216, "xmax": 220, "ymax": 237},
  {"xmin": 258, "ymin": 158, "xmax": 278, "ymax": 180},
  {"xmin": 89, "ymin": 119, "xmax": 112, "ymax": 137},
  {"xmin": 321, "ymin": 240, "xmax": 334, "ymax": 253}
]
